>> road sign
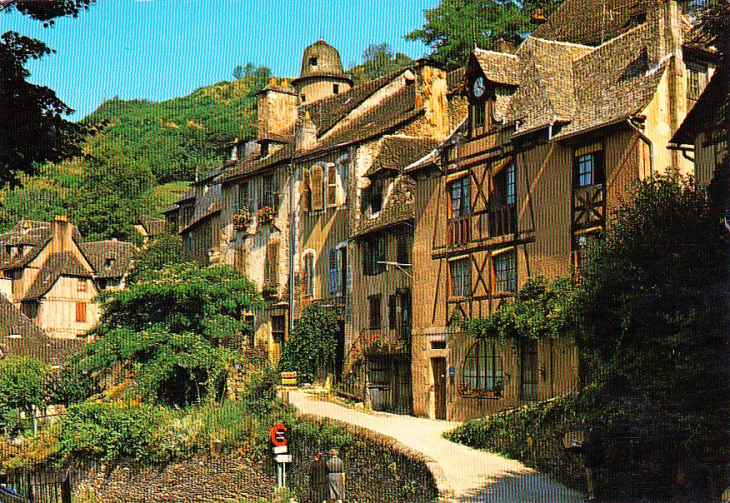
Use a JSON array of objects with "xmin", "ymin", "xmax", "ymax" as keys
[
  {"xmin": 273, "ymin": 445, "xmax": 288, "ymax": 454},
  {"xmin": 270, "ymin": 423, "xmax": 288, "ymax": 447},
  {"xmin": 275, "ymin": 454, "xmax": 293, "ymax": 464},
  {"xmin": 281, "ymin": 371, "xmax": 297, "ymax": 387}
]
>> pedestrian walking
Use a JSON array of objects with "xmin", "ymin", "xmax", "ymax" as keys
[
  {"xmin": 326, "ymin": 448, "xmax": 345, "ymax": 503},
  {"xmin": 309, "ymin": 452, "xmax": 329, "ymax": 503}
]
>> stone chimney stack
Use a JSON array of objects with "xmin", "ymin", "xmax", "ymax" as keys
[
  {"xmin": 295, "ymin": 112, "xmax": 317, "ymax": 151},
  {"xmin": 51, "ymin": 215, "xmax": 74, "ymax": 254},
  {"xmin": 257, "ymin": 79, "xmax": 298, "ymax": 141}
]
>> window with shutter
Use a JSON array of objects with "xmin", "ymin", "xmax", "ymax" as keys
[
  {"xmin": 266, "ymin": 241, "xmax": 279, "ymax": 284},
  {"xmin": 303, "ymin": 251, "xmax": 315, "ymax": 297},
  {"xmin": 76, "ymin": 302, "xmax": 87, "ymax": 323},
  {"xmin": 388, "ymin": 294, "xmax": 397, "ymax": 330},
  {"xmin": 311, "ymin": 165, "xmax": 324, "ymax": 211},
  {"xmin": 301, "ymin": 168, "xmax": 311, "ymax": 212},
  {"xmin": 235, "ymin": 246, "xmax": 247, "ymax": 273},
  {"xmin": 338, "ymin": 161, "xmax": 348, "ymax": 206},
  {"xmin": 238, "ymin": 181, "xmax": 250, "ymax": 211},
  {"xmin": 328, "ymin": 249, "xmax": 337, "ymax": 294},
  {"xmin": 326, "ymin": 165, "xmax": 337, "ymax": 207}
]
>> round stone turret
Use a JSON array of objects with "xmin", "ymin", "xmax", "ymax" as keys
[{"xmin": 292, "ymin": 40, "xmax": 353, "ymax": 104}]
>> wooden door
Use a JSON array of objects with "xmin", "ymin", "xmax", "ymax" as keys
[
  {"xmin": 521, "ymin": 340, "xmax": 539, "ymax": 401},
  {"xmin": 432, "ymin": 358, "xmax": 447, "ymax": 420}
]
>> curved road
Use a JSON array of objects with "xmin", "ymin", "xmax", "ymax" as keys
[{"xmin": 289, "ymin": 391, "xmax": 586, "ymax": 502}]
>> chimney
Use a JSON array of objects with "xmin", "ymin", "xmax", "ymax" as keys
[
  {"xmin": 51, "ymin": 216, "xmax": 74, "ymax": 254},
  {"xmin": 257, "ymin": 80, "xmax": 298, "ymax": 141},
  {"xmin": 295, "ymin": 112, "xmax": 317, "ymax": 151},
  {"xmin": 413, "ymin": 61, "xmax": 450, "ymax": 140}
]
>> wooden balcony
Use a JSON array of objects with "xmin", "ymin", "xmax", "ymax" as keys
[
  {"xmin": 448, "ymin": 215, "xmax": 469, "ymax": 246},
  {"xmin": 573, "ymin": 184, "xmax": 605, "ymax": 230},
  {"xmin": 488, "ymin": 204, "xmax": 516, "ymax": 237}
]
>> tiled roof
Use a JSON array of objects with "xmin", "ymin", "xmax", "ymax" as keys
[
  {"xmin": 447, "ymin": 67, "xmax": 466, "ymax": 94},
  {"xmin": 180, "ymin": 205, "xmax": 222, "ymax": 234},
  {"xmin": 80, "ymin": 240, "xmax": 137, "ymax": 279},
  {"xmin": 0, "ymin": 221, "xmax": 52, "ymax": 270},
  {"xmin": 672, "ymin": 57, "xmax": 729, "ymax": 146},
  {"xmin": 302, "ymin": 70, "xmax": 404, "ymax": 137},
  {"xmin": 23, "ymin": 252, "xmax": 92, "ymax": 301},
  {"xmin": 554, "ymin": 24, "xmax": 668, "ymax": 139},
  {"xmin": 352, "ymin": 175, "xmax": 416, "ymax": 238},
  {"xmin": 506, "ymin": 37, "xmax": 592, "ymax": 135},
  {"xmin": 473, "ymin": 49, "xmax": 520, "ymax": 86},
  {"xmin": 365, "ymin": 136, "xmax": 440, "ymax": 177},
  {"xmin": 310, "ymin": 84, "xmax": 422, "ymax": 153},
  {"xmin": 217, "ymin": 143, "xmax": 294, "ymax": 183},
  {"xmin": 0, "ymin": 294, "xmax": 46, "ymax": 341},
  {"xmin": 531, "ymin": 0, "xmax": 650, "ymax": 46},
  {"xmin": 137, "ymin": 216, "xmax": 166, "ymax": 237}
]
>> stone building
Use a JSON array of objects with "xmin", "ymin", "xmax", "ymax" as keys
[
  {"xmin": 408, "ymin": 0, "xmax": 715, "ymax": 421},
  {"xmin": 0, "ymin": 217, "xmax": 135, "ymax": 340}
]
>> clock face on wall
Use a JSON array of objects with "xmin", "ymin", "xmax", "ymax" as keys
[{"xmin": 472, "ymin": 77, "xmax": 485, "ymax": 98}]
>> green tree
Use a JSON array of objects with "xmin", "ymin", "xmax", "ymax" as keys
[
  {"xmin": 463, "ymin": 276, "xmax": 574, "ymax": 342},
  {"xmin": 350, "ymin": 43, "xmax": 414, "ymax": 85},
  {"xmin": 0, "ymin": 357, "xmax": 50, "ymax": 424},
  {"xmin": 128, "ymin": 233, "xmax": 186, "ymax": 284},
  {"xmin": 574, "ymin": 175, "xmax": 730, "ymax": 499},
  {"xmin": 406, "ymin": 0, "xmax": 563, "ymax": 69},
  {"xmin": 0, "ymin": 0, "xmax": 95, "ymax": 189},
  {"xmin": 279, "ymin": 304, "xmax": 340, "ymax": 384},
  {"xmin": 55, "ymin": 264, "xmax": 261, "ymax": 406}
]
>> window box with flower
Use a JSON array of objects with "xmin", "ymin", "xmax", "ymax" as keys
[
  {"xmin": 231, "ymin": 207, "xmax": 252, "ymax": 231},
  {"xmin": 262, "ymin": 279, "xmax": 279, "ymax": 300},
  {"xmin": 257, "ymin": 206, "xmax": 276, "ymax": 224}
]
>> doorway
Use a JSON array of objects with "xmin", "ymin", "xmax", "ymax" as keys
[{"xmin": 432, "ymin": 357, "xmax": 447, "ymax": 420}]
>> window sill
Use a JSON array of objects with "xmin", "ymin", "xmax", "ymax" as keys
[
  {"xmin": 492, "ymin": 291, "xmax": 516, "ymax": 299},
  {"xmin": 458, "ymin": 392, "xmax": 503, "ymax": 400}
]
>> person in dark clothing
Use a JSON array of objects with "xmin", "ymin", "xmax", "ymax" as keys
[
  {"xmin": 309, "ymin": 452, "xmax": 329, "ymax": 503},
  {"xmin": 582, "ymin": 436, "xmax": 605, "ymax": 501},
  {"xmin": 326, "ymin": 448, "xmax": 345, "ymax": 503}
]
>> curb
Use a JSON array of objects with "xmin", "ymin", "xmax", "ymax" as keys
[{"xmin": 296, "ymin": 411, "xmax": 457, "ymax": 502}]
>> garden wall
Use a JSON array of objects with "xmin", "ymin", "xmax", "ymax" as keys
[{"xmin": 57, "ymin": 415, "xmax": 442, "ymax": 503}]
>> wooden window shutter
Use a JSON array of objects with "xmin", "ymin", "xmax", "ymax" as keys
[
  {"xmin": 311, "ymin": 166, "xmax": 324, "ymax": 211},
  {"xmin": 235, "ymin": 246, "xmax": 247, "ymax": 273},
  {"xmin": 76, "ymin": 302, "xmax": 87, "ymax": 323},
  {"xmin": 266, "ymin": 241, "xmax": 280, "ymax": 283},
  {"xmin": 328, "ymin": 249, "xmax": 338, "ymax": 294},
  {"xmin": 326, "ymin": 165, "xmax": 337, "ymax": 207},
  {"xmin": 301, "ymin": 168, "xmax": 311, "ymax": 212}
]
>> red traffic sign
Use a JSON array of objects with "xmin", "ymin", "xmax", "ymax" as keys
[{"xmin": 270, "ymin": 424, "xmax": 287, "ymax": 447}]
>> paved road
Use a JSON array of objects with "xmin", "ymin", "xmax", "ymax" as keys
[{"xmin": 289, "ymin": 391, "xmax": 586, "ymax": 503}]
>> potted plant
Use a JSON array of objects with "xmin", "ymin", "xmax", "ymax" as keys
[
  {"xmin": 231, "ymin": 207, "xmax": 251, "ymax": 230},
  {"xmin": 257, "ymin": 205, "xmax": 275, "ymax": 224},
  {"xmin": 262, "ymin": 279, "xmax": 279, "ymax": 300}
]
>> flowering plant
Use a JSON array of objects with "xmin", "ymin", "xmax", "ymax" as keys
[
  {"xmin": 231, "ymin": 207, "xmax": 251, "ymax": 230},
  {"xmin": 257, "ymin": 205, "xmax": 275, "ymax": 223}
]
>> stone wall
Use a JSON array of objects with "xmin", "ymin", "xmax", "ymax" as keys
[{"xmin": 55, "ymin": 415, "xmax": 443, "ymax": 503}]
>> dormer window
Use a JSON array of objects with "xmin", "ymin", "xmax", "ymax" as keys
[
  {"xmin": 104, "ymin": 258, "xmax": 115, "ymax": 269},
  {"xmin": 309, "ymin": 56, "xmax": 318, "ymax": 67},
  {"xmin": 333, "ymin": 84, "xmax": 340, "ymax": 94},
  {"xmin": 469, "ymin": 76, "xmax": 493, "ymax": 136},
  {"xmin": 301, "ymin": 94, "xmax": 307, "ymax": 103}
]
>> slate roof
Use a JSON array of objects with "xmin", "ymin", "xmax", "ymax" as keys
[
  {"xmin": 505, "ymin": 37, "xmax": 592, "ymax": 136},
  {"xmin": 0, "ymin": 220, "xmax": 85, "ymax": 271},
  {"xmin": 80, "ymin": 240, "xmax": 137, "ymax": 279},
  {"xmin": 0, "ymin": 296, "xmax": 86, "ymax": 365},
  {"xmin": 365, "ymin": 136, "xmax": 440, "ymax": 177},
  {"xmin": 352, "ymin": 175, "xmax": 416, "ymax": 238},
  {"xmin": 672, "ymin": 57, "xmax": 730, "ymax": 146},
  {"xmin": 23, "ymin": 252, "xmax": 93, "ymax": 301},
  {"xmin": 137, "ymin": 216, "xmax": 166, "ymax": 237},
  {"xmin": 531, "ymin": 0, "xmax": 650, "ymax": 46},
  {"xmin": 473, "ymin": 49, "xmax": 520, "ymax": 86},
  {"xmin": 554, "ymin": 24, "xmax": 669, "ymax": 139}
]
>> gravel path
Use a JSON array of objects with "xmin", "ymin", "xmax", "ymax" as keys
[{"xmin": 289, "ymin": 391, "xmax": 586, "ymax": 502}]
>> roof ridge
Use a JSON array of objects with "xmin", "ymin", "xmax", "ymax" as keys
[
  {"xmin": 474, "ymin": 47, "xmax": 519, "ymax": 59},
  {"xmin": 525, "ymin": 36, "xmax": 593, "ymax": 52},
  {"xmin": 573, "ymin": 23, "xmax": 646, "ymax": 63}
]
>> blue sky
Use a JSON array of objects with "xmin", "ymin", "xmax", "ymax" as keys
[{"xmin": 1, "ymin": 0, "xmax": 439, "ymax": 120}]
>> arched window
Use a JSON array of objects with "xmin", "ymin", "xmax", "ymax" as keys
[
  {"xmin": 459, "ymin": 341, "xmax": 504, "ymax": 399},
  {"xmin": 303, "ymin": 250, "xmax": 316, "ymax": 298}
]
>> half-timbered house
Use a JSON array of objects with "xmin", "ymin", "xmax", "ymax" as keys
[{"xmin": 409, "ymin": 0, "xmax": 713, "ymax": 421}]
